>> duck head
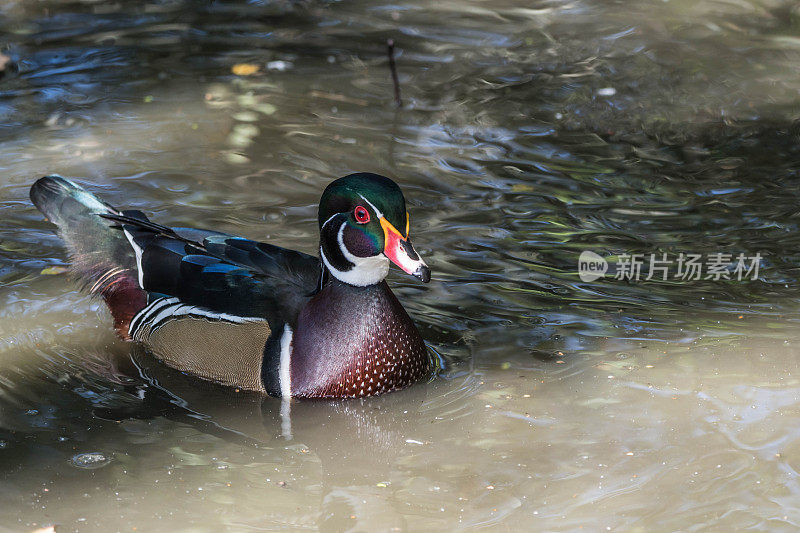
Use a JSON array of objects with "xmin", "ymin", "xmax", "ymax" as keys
[{"xmin": 318, "ymin": 173, "xmax": 430, "ymax": 287}]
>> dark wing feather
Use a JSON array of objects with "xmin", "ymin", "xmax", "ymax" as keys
[
  {"xmin": 107, "ymin": 211, "xmax": 320, "ymax": 325},
  {"xmin": 202, "ymin": 236, "xmax": 320, "ymax": 291}
]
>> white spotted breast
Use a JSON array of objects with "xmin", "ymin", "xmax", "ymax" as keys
[{"xmin": 288, "ymin": 279, "xmax": 430, "ymax": 398}]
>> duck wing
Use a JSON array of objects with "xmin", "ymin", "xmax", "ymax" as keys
[{"xmin": 100, "ymin": 211, "xmax": 321, "ymax": 326}]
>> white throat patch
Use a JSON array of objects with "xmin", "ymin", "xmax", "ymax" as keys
[{"xmin": 320, "ymin": 223, "xmax": 389, "ymax": 287}]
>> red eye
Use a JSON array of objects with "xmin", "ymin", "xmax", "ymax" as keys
[{"xmin": 354, "ymin": 205, "xmax": 370, "ymax": 223}]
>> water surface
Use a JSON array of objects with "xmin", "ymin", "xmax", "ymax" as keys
[{"xmin": 2, "ymin": 0, "xmax": 800, "ymax": 530}]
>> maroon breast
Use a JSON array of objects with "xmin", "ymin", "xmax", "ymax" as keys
[{"xmin": 289, "ymin": 280, "xmax": 430, "ymax": 398}]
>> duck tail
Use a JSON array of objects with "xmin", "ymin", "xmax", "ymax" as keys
[{"xmin": 30, "ymin": 176, "xmax": 147, "ymax": 338}]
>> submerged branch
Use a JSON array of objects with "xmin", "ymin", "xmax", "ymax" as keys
[{"xmin": 387, "ymin": 39, "xmax": 402, "ymax": 108}]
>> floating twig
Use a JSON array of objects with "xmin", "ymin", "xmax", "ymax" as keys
[{"xmin": 387, "ymin": 39, "xmax": 402, "ymax": 108}]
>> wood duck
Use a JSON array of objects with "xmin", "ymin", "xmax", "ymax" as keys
[{"xmin": 30, "ymin": 173, "xmax": 433, "ymax": 399}]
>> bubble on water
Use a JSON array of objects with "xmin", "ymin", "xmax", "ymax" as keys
[{"xmin": 70, "ymin": 452, "xmax": 112, "ymax": 469}]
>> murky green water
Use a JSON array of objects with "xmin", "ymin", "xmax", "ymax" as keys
[{"xmin": 2, "ymin": 0, "xmax": 800, "ymax": 530}]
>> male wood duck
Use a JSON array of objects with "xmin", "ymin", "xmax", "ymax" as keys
[{"xmin": 30, "ymin": 173, "xmax": 433, "ymax": 399}]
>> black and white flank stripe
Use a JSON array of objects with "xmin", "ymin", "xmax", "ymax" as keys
[{"xmin": 129, "ymin": 297, "xmax": 264, "ymax": 340}]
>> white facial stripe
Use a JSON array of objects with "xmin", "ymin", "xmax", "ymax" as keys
[
  {"xmin": 337, "ymin": 223, "xmax": 389, "ymax": 285},
  {"xmin": 337, "ymin": 223, "xmax": 360, "ymax": 265},
  {"xmin": 358, "ymin": 194, "xmax": 384, "ymax": 218},
  {"xmin": 321, "ymin": 212, "xmax": 339, "ymax": 229},
  {"xmin": 320, "ymin": 224, "xmax": 389, "ymax": 287},
  {"xmin": 319, "ymin": 245, "xmax": 335, "ymax": 270}
]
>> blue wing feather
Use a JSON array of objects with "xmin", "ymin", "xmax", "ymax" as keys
[{"xmin": 115, "ymin": 212, "xmax": 319, "ymax": 325}]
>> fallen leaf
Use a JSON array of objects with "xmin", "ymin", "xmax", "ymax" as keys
[
  {"xmin": 231, "ymin": 63, "xmax": 260, "ymax": 76},
  {"xmin": 41, "ymin": 266, "xmax": 68, "ymax": 275}
]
